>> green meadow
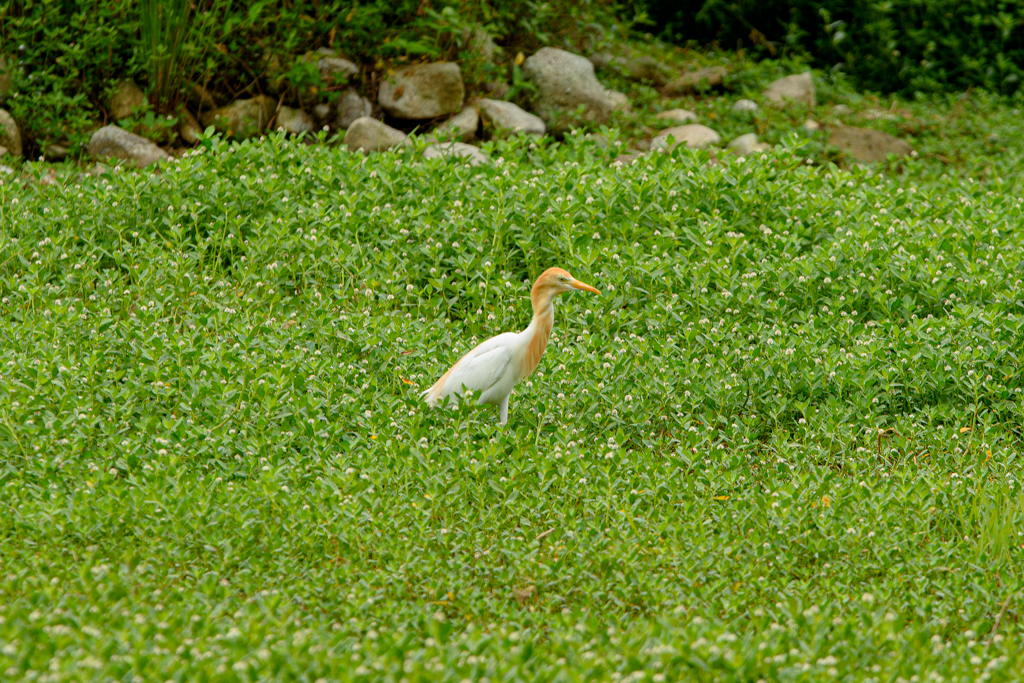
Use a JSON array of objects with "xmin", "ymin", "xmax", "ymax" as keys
[{"xmin": 1, "ymin": 125, "xmax": 1023, "ymax": 681}]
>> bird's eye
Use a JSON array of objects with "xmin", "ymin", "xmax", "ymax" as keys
[{"xmin": 560, "ymin": 277, "xmax": 568, "ymax": 282}]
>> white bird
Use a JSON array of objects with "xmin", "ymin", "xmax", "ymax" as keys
[{"xmin": 423, "ymin": 267, "xmax": 600, "ymax": 424}]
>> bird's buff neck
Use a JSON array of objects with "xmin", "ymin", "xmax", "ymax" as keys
[{"xmin": 520, "ymin": 288, "xmax": 556, "ymax": 380}]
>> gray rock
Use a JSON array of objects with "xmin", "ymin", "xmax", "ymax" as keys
[
  {"xmin": 378, "ymin": 63, "xmax": 464, "ymax": 119},
  {"xmin": 727, "ymin": 133, "xmax": 771, "ymax": 156},
  {"xmin": 656, "ymin": 109, "xmax": 697, "ymax": 124},
  {"xmin": 313, "ymin": 103, "xmax": 333, "ymax": 123},
  {"xmin": 0, "ymin": 56, "xmax": 11, "ymax": 97},
  {"xmin": 423, "ymin": 141, "xmax": 487, "ymax": 165},
  {"xmin": 732, "ymin": 99, "xmax": 759, "ymax": 113},
  {"xmin": 88, "ymin": 125, "xmax": 169, "ymax": 167},
  {"xmin": 607, "ymin": 90, "xmax": 630, "ymax": 111},
  {"xmin": 277, "ymin": 106, "xmax": 315, "ymax": 134},
  {"xmin": 832, "ymin": 104, "xmax": 853, "ymax": 116},
  {"xmin": 178, "ymin": 110, "xmax": 201, "ymax": 145},
  {"xmin": 522, "ymin": 47, "xmax": 627, "ymax": 132},
  {"xmin": 479, "ymin": 99, "xmax": 544, "ymax": 137},
  {"xmin": 624, "ymin": 56, "xmax": 669, "ymax": 86},
  {"xmin": 45, "ymin": 144, "xmax": 69, "ymax": 160},
  {"xmin": 344, "ymin": 117, "xmax": 406, "ymax": 152},
  {"xmin": 0, "ymin": 109, "xmax": 22, "ymax": 158},
  {"xmin": 432, "ymin": 107, "xmax": 479, "ymax": 141},
  {"xmin": 802, "ymin": 119, "xmax": 822, "ymax": 132},
  {"xmin": 589, "ymin": 51, "xmax": 616, "ymax": 69},
  {"xmin": 483, "ymin": 82, "xmax": 511, "ymax": 99},
  {"xmin": 333, "ymin": 88, "xmax": 374, "ymax": 130},
  {"xmin": 763, "ymin": 72, "xmax": 814, "ymax": 107},
  {"xmin": 110, "ymin": 79, "xmax": 146, "ymax": 120},
  {"xmin": 464, "ymin": 28, "xmax": 499, "ymax": 61},
  {"xmin": 200, "ymin": 96, "xmax": 276, "ymax": 139},
  {"xmin": 664, "ymin": 66, "xmax": 726, "ymax": 95},
  {"xmin": 651, "ymin": 124, "xmax": 720, "ymax": 151},
  {"xmin": 829, "ymin": 125, "xmax": 913, "ymax": 163},
  {"xmin": 858, "ymin": 109, "xmax": 898, "ymax": 121},
  {"xmin": 318, "ymin": 54, "xmax": 359, "ymax": 83}
]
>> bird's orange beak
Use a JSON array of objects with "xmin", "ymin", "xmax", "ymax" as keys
[{"xmin": 570, "ymin": 279, "xmax": 600, "ymax": 294}]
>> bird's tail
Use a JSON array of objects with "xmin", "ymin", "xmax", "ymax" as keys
[
  {"xmin": 422, "ymin": 380, "xmax": 444, "ymax": 406},
  {"xmin": 422, "ymin": 362, "xmax": 458, "ymax": 406}
]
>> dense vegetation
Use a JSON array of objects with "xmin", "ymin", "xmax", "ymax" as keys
[
  {"xmin": 5, "ymin": 0, "xmax": 1024, "ymax": 159},
  {"xmin": 0, "ymin": 126, "xmax": 1022, "ymax": 679},
  {"xmin": 0, "ymin": 0, "xmax": 616, "ymax": 155},
  {"xmin": 645, "ymin": 0, "xmax": 1024, "ymax": 97}
]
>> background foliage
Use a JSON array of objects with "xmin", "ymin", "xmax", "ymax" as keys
[
  {"xmin": 643, "ymin": 0, "xmax": 1024, "ymax": 97},
  {"xmin": 0, "ymin": 0, "xmax": 618, "ymax": 155}
]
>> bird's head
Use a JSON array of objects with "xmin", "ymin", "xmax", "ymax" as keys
[{"xmin": 532, "ymin": 267, "xmax": 600, "ymax": 305}]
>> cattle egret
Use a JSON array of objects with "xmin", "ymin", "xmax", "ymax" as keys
[{"xmin": 423, "ymin": 267, "xmax": 600, "ymax": 424}]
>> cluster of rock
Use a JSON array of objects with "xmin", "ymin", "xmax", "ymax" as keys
[
  {"xmin": 0, "ymin": 40, "xmax": 916, "ymax": 170},
  {"xmin": 344, "ymin": 47, "xmax": 626, "ymax": 164}
]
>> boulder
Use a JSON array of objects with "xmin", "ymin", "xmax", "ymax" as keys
[
  {"xmin": 333, "ymin": 88, "xmax": 374, "ymax": 130},
  {"xmin": 589, "ymin": 51, "xmax": 616, "ymax": 69},
  {"xmin": 378, "ymin": 63, "xmax": 464, "ymax": 119},
  {"xmin": 0, "ymin": 109, "xmax": 22, "ymax": 157},
  {"xmin": 479, "ymin": 99, "xmax": 544, "ymax": 137},
  {"xmin": 727, "ymin": 133, "xmax": 771, "ymax": 156},
  {"xmin": 178, "ymin": 109, "xmax": 202, "ymax": 145},
  {"xmin": 656, "ymin": 109, "xmax": 697, "ymax": 124},
  {"xmin": 423, "ymin": 141, "xmax": 487, "ymax": 165},
  {"xmin": 277, "ymin": 106, "xmax": 315, "ymax": 134},
  {"xmin": 607, "ymin": 90, "xmax": 630, "ymax": 111},
  {"xmin": 88, "ymin": 125, "xmax": 169, "ymax": 167},
  {"xmin": 763, "ymin": 72, "xmax": 814, "ymax": 107},
  {"xmin": 318, "ymin": 51, "xmax": 359, "ymax": 83},
  {"xmin": 482, "ymin": 82, "xmax": 511, "ymax": 100},
  {"xmin": 664, "ymin": 66, "xmax": 726, "ymax": 95},
  {"xmin": 829, "ymin": 125, "xmax": 913, "ymax": 163},
  {"xmin": 313, "ymin": 103, "xmax": 332, "ymax": 124},
  {"xmin": 45, "ymin": 144, "xmax": 69, "ymax": 160},
  {"xmin": 432, "ymin": 107, "xmax": 479, "ymax": 141},
  {"xmin": 833, "ymin": 104, "xmax": 853, "ymax": 116},
  {"xmin": 651, "ymin": 124, "xmax": 720, "ymax": 151},
  {"xmin": 344, "ymin": 117, "xmax": 406, "ymax": 152},
  {"xmin": 732, "ymin": 99, "xmax": 759, "ymax": 113},
  {"xmin": 858, "ymin": 109, "xmax": 899, "ymax": 121},
  {"xmin": 110, "ymin": 79, "xmax": 146, "ymax": 120},
  {"xmin": 200, "ymin": 96, "xmax": 276, "ymax": 139},
  {"xmin": 623, "ymin": 56, "xmax": 669, "ymax": 86},
  {"xmin": 464, "ymin": 28, "xmax": 499, "ymax": 61},
  {"xmin": 522, "ymin": 47, "xmax": 627, "ymax": 132}
]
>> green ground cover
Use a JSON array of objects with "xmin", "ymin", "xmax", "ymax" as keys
[{"xmin": 1, "ymin": 127, "xmax": 1023, "ymax": 681}]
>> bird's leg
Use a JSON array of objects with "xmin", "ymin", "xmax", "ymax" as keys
[{"xmin": 498, "ymin": 394, "xmax": 509, "ymax": 425}]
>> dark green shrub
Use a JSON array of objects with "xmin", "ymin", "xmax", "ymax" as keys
[
  {"xmin": 644, "ymin": 0, "xmax": 1024, "ymax": 96},
  {"xmin": 0, "ymin": 0, "xmax": 620, "ymax": 158}
]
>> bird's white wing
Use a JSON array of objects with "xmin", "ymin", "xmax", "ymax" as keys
[{"xmin": 436, "ymin": 333, "xmax": 519, "ymax": 402}]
